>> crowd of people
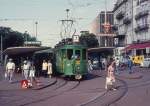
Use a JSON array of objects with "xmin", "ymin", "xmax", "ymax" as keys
[
  {"xmin": 4, "ymin": 56, "xmax": 133, "ymax": 90},
  {"xmin": 5, "ymin": 58, "xmax": 53, "ymax": 87}
]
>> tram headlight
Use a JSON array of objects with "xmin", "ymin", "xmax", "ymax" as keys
[{"xmin": 77, "ymin": 66, "xmax": 80, "ymax": 70}]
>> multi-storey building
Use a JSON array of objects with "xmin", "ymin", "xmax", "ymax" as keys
[
  {"xmin": 113, "ymin": 0, "xmax": 150, "ymax": 57},
  {"xmin": 90, "ymin": 11, "xmax": 115, "ymax": 47},
  {"xmin": 89, "ymin": 11, "xmax": 115, "ymax": 60}
]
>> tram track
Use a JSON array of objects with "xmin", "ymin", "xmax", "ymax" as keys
[
  {"xmin": 83, "ymin": 70, "xmax": 150, "ymax": 106},
  {"xmin": 19, "ymin": 78, "xmax": 80, "ymax": 106},
  {"xmin": 80, "ymin": 71, "xmax": 128, "ymax": 106}
]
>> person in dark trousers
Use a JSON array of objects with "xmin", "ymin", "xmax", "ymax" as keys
[{"xmin": 127, "ymin": 57, "xmax": 133, "ymax": 74}]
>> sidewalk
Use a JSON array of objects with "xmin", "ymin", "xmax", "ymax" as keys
[{"xmin": 0, "ymin": 66, "xmax": 57, "ymax": 91}]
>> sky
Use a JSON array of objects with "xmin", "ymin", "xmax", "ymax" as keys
[{"xmin": 0, "ymin": 0, "xmax": 116, "ymax": 47}]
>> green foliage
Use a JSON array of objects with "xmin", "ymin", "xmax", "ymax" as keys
[
  {"xmin": 79, "ymin": 33, "xmax": 99, "ymax": 48},
  {"xmin": 0, "ymin": 26, "xmax": 36, "ymax": 50}
]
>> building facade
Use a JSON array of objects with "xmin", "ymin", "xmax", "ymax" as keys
[
  {"xmin": 90, "ymin": 11, "xmax": 115, "ymax": 47},
  {"xmin": 89, "ymin": 11, "xmax": 115, "ymax": 62},
  {"xmin": 113, "ymin": 0, "xmax": 150, "ymax": 57}
]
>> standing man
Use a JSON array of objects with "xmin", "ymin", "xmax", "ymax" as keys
[
  {"xmin": 23, "ymin": 60, "xmax": 30, "ymax": 80},
  {"xmin": 127, "ymin": 57, "xmax": 133, "ymax": 74},
  {"xmin": 88, "ymin": 58, "xmax": 93, "ymax": 72},
  {"xmin": 115, "ymin": 58, "xmax": 120, "ymax": 74},
  {"xmin": 5, "ymin": 58, "xmax": 15, "ymax": 83},
  {"xmin": 42, "ymin": 60, "xmax": 48, "ymax": 77}
]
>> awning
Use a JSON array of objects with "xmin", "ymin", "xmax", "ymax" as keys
[
  {"xmin": 3, "ymin": 46, "xmax": 50, "ymax": 55},
  {"xmin": 88, "ymin": 47, "xmax": 115, "ymax": 52},
  {"xmin": 124, "ymin": 42, "xmax": 150, "ymax": 51}
]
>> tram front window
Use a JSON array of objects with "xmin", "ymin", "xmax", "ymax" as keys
[
  {"xmin": 75, "ymin": 50, "xmax": 80, "ymax": 60},
  {"xmin": 82, "ymin": 49, "xmax": 86, "ymax": 60},
  {"xmin": 67, "ymin": 49, "xmax": 73, "ymax": 60}
]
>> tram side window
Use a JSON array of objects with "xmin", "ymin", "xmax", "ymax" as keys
[
  {"xmin": 67, "ymin": 49, "xmax": 73, "ymax": 60},
  {"xmin": 82, "ymin": 49, "xmax": 86, "ymax": 60},
  {"xmin": 75, "ymin": 50, "xmax": 80, "ymax": 59}
]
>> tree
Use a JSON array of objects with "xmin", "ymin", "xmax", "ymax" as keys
[
  {"xmin": 0, "ymin": 26, "xmax": 36, "ymax": 50},
  {"xmin": 79, "ymin": 32, "xmax": 99, "ymax": 48}
]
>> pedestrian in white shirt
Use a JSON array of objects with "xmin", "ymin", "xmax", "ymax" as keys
[
  {"xmin": 23, "ymin": 60, "xmax": 30, "ymax": 80},
  {"xmin": 47, "ymin": 60, "xmax": 52, "ymax": 78},
  {"xmin": 29, "ymin": 62, "xmax": 35, "ymax": 87},
  {"xmin": 5, "ymin": 58, "xmax": 15, "ymax": 83},
  {"xmin": 42, "ymin": 60, "xmax": 48, "ymax": 77}
]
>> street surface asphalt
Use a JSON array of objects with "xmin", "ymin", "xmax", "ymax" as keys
[{"xmin": 0, "ymin": 66, "xmax": 150, "ymax": 106}]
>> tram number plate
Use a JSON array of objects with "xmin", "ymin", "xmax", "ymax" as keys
[{"xmin": 76, "ymin": 60, "xmax": 80, "ymax": 64}]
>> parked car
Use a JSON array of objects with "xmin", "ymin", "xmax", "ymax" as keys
[{"xmin": 140, "ymin": 58, "xmax": 150, "ymax": 68}]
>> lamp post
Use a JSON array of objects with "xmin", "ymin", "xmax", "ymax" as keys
[
  {"xmin": 24, "ymin": 31, "xmax": 28, "ymax": 46},
  {"xmin": 35, "ymin": 21, "xmax": 38, "ymax": 40},
  {"xmin": 0, "ymin": 34, "xmax": 3, "ymax": 65}
]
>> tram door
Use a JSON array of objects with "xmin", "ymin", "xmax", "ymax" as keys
[
  {"xmin": 64, "ymin": 49, "xmax": 74, "ymax": 75},
  {"xmin": 61, "ymin": 49, "xmax": 66, "ymax": 73}
]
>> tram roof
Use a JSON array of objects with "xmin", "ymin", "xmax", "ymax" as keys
[
  {"xmin": 3, "ymin": 46, "xmax": 49, "ymax": 55},
  {"xmin": 57, "ymin": 44, "xmax": 87, "ymax": 49}
]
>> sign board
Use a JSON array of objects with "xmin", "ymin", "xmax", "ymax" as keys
[
  {"xmin": 21, "ymin": 80, "xmax": 28, "ymax": 89},
  {"xmin": 72, "ymin": 35, "xmax": 79, "ymax": 42},
  {"xmin": 103, "ymin": 23, "xmax": 111, "ymax": 33}
]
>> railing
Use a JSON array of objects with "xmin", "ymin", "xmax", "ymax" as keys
[
  {"xmin": 123, "ymin": 17, "xmax": 131, "ymax": 25},
  {"xmin": 135, "ymin": 24, "xmax": 149, "ymax": 33},
  {"xmin": 135, "ymin": 10, "xmax": 149, "ymax": 20},
  {"xmin": 116, "ymin": 11, "xmax": 125, "ymax": 20},
  {"xmin": 113, "ymin": 0, "xmax": 128, "ymax": 11}
]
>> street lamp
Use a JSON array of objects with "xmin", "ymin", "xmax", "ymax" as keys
[
  {"xmin": 0, "ymin": 34, "xmax": 3, "ymax": 65},
  {"xmin": 24, "ymin": 31, "xmax": 28, "ymax": 46},
  {"xmin": 35, "ymin": 21, "xmax": 38, "ymax": 40}
]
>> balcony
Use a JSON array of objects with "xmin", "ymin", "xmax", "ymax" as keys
[
  {"xmin": 112, "ymin": 25, "xmax": 118, "ymax": 31},
  {"xmin": 123, "ymin": 17, "xmax": 131, "ymax": 25},
  {"xmin": 135, "ymin": 10, "xmax": 149, "ymax": 20},
  {"xmin": 135, "ymin": 24, "xmax": 149, "ymax": 33},
  {"xmin": 113, "ymin": 0, "xmax": 128, "ymax": 11},
  {"xmin": 115, "ymin": 42, "xmax": 125, "ymax": 47},
  {"xmin": 116, "ymin": 12, "xmax": 125, "ymax": 20},
  {"xmin": 137, "ymin": 0, "xmax": 148, "ymax": 5}
]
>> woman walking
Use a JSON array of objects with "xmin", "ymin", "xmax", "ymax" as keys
[{"xmin": 105, "ymin": 59, "xmax": 116, "ymax": 90}]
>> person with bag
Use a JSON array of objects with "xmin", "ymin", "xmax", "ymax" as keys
[
  {"xmin": 5, "ymin": 58, "xmax": 15, "ymax": 83},
  {"xmin": 29, "ymin": 62, "xmax": 35, "ymax": 87},
  {"xmin": 47, "ymin": 60, "xmax": 52, "ymax": 78},
  {"xmin": 105, "ymin": 58, "xmax": 116, "ymax": 90}
]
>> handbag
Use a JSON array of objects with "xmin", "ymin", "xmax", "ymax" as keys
[{"xmin": 106, "ymin": 77, "xmax": 113, "ymax": 85}]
